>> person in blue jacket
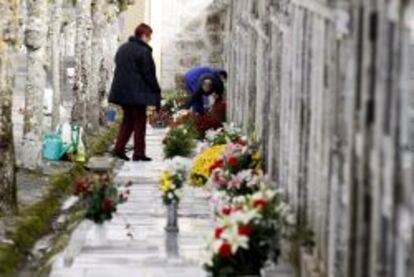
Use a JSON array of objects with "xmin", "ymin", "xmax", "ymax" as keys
[{"xmin": 184, "ymin": 67, "xmax": 227, "ymax": 114}]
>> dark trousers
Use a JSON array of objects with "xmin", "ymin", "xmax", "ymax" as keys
[{"xmin": 114, "ymin": 105, "xmax": 147, "ymax": 157}]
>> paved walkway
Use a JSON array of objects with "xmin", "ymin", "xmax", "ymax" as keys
[
  {"xmin": 50, "ymin": 128, "xmax": 213, "ymax": 277},
  {"xmin": 50, "ymin": 127, "xmax": 294, "ymax": 277}
]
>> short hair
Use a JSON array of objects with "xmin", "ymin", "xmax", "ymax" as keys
[
  {"xmin": 218, "ymin": 70, "xmax": 228, "ymax": 80},
  {"xmin": 135, "ymin": 23, "xmax": 153, "ymax": 38}
]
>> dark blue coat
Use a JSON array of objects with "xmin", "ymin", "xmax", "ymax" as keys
[
  {"xmin": 188, "ymin": 73, "xmax": 224, "ymax": 114},
  {"xmin": 185, "ymin": 67, "xmax": 224, "ymax": 114},
  {"xmin": 109, "ymin": 37, "xmax": 161, "ymax": 107},
  {"xmin": 184, "ymin": 67, "xmax": 219, "ymax": 94}
]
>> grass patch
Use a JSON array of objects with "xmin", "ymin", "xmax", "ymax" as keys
[{"xmin": 0, "ymin": 125, "xmax": 118, "ymax": 276}]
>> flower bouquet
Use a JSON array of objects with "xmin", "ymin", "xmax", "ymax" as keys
[
  {"xmin": 74, "ymin": 173, "xmax": 130, "ymax": 224},
  {"xmin": 160, "ymin": 157, "xmax": 192, "ymax": 205},
  {"xmin": 148, "ymin": 110, "xmax": 171, "ymax": 128},
  {"xmin": 209, "ymin": 141, "xmax": 262, "ymax": 176},
  {"xmin": 210, "ymin": 169, "xmax": 265, "ymax": 198},
  {"xmin": 161, "ymin": 89, "xmax": 189, "ymax": 115},
  {"xmin": 204, "ymin": 188, "xmax": 284, "ymax": 276},
  {"xmin": 163, "ymin": 125, "xmax": 197, "ymax": 158},
  {"xmin": 205, "ymin": 123, "xmax": 245, "ymax": 146},
  {"xmin": 190, "ymin": 145, "xmax": 226, "ymax": 187}
]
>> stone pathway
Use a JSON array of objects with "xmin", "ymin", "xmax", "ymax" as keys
[
  {"xmin": 49, "ymin": 127, "xmax": 294, "ymax": 277},
  {"xmin": 49, "ymin": 127, "xmax": 214, "ymax": 277}
]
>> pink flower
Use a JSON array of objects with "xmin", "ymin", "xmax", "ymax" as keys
[
  {"xmin": 213, "ymin": 171, "xmax": 228, "ymax": 186},
  {"xmin": 229, "ymin": 174, "xmax": 242, "ymax": 188}
]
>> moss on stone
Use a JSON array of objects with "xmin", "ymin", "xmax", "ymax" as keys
[{"xmin": 0, "ymin": 126, "xmax": 118, "ymax": 276}]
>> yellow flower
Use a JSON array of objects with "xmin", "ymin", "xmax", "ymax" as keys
[
  {"xmin": 160, "ymin": 171, "xmax": 173, "ymax": 192},
  {"xmin": 190, "ymin": 145, "xmax": 226, "ymax": 186}
]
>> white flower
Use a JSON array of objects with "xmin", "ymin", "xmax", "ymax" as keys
[
  {"xmin": 221, "ymin": 225, "xmax": 249, "ymax": 253},
  {"xmin": 164, "ymin": 156, "xmax": 193, "ymax": 173}
]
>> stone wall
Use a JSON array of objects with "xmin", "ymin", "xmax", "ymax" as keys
[
  {"xmin": 223, "ymin": 0, "xmax": 414, "ymax": 277},
  {"xmin": 150, "ymin": 0, "xmax": 227, "ymax": 89}
]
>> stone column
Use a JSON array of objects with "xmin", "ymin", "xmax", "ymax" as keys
[
  {"xmin": 23, "ymin": 0, "xmax": 49, "ymax": 170},
  {"xmin": 0, "ymin": 0, "xmax": 19, "ymax": 214},
  {"xmin": 51, "ymin": 0, "xmax": 63, "ymax": 130},
  {"xmin": 72, "ymin": 0, "xmax": 92, "ymax": 130},
  {"xmin": 89, "ymin": 0, "xmax": 107, "ymax": 132}
]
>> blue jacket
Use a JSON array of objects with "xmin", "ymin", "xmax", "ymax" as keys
[
  {"xmin": 184, "ymin": 67, "xmax": 219, "ymax": 94},
  {"xmin": 184, "ymin": 67, "xmax": 224, "ymax": 113}
]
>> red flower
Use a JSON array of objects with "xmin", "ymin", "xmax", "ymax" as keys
[
  {"xmin": 222, "ymin": 207, "xmax": 232, "ymax": 216},
  {"xmin": 215, "ymin": 227, "xmax": 224, "ymax": 239},
  {"xmin": 102, "ymin": 199, "xmax": 114, "ymax": 211},
  {"xmin": 228, "ymin": 157, "xmax": 238, "ymax": 167},
  {"xmin": 209, "ymin": 159, "xmax": 223, "ymax": 173},
  {"xmin": 253, "ymin": 199, "xmax": 267, "ymax": 208},
  {"xmin": 219, "ymin": 242, "xmax": 232, "ymax": 257},
  {"xmin": 238, "ymin": 225, "xmax": 253, "ymax": 236},
  {"xmin": 74, "ymin": 179, "xmax": 90, "ymax": 195}
]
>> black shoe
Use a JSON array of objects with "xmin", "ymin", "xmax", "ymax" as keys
[
  {"xmin": 133, "ymin": 156, "xmax": 152, "ymax": 162},
  {"xmin": 112, "ymin": 151, "xmax": 130, "ymax": 161}
]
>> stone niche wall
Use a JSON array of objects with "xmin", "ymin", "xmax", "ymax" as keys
[
  {"xmin": 160, "ymin": 0, "xmax": 228, "ymax": 89},
  {"xmin": 223, "ymin": 0, "xmax": 414, "ymax": 277}
]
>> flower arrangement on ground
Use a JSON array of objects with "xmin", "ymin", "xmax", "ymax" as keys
[
  {"xmin": 74, "ymin": 173, "xmax": 130, "ymax": 224},
  {"xmin": 160, "ymin": 157, "xmax": 193, "ymax": 205},
  {"xmin": 190, "ymin": 144, "xmax": 226, "ymax": 186},
  {"xmin": 210, "ymin": 168, "xmax": 265, "ymax": 198},
  {"xmin": 148, "ymin": 110, "xmax": 171, "ymax": 128},
  {"xmin": 209, "ymin": 141, "xmax": 262, "ymax": 177},
  {"xmin": 161, "ymin": 89, "xmax": 189, "ymax": 115},
  {"xmin": 204, "ymin": 187, "xmax": 284, "ymax": 277},
  {"xmin": 205, "ymin": 123, "xmax": 245, "ymax": 146},
  {"xmin": 163, "ymin": 125, "xmax": 197, "ymax": 158}
]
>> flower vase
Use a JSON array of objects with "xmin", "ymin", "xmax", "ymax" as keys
[
  {"xmin": 63, "ymin": 221, "xmax": 92, "ymax": 267},
  {"xmin": 92, "ymin": 221, "xmax": 108, "ymax": 246},
  {"xmin": 165, "ymin": 201, "xmax": 179, "ymax": 232}
]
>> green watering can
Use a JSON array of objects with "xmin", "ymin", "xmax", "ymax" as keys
[{"xmin": 42, "ymin": 125, "xmax": 80, "ymax": 161}]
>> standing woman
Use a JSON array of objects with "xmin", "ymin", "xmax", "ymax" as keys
[{"xmin": 109, "ymin": 23, "xmax": 161, "ymax": 161}]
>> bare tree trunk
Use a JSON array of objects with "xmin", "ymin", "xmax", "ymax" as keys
[
  {"xmin": 72, "ymin": 0, "xmax": 92, "ymax": 130},
  {"xmin": 0, "ymin": 0, "xmax": 19, "ymax": 214},
  {"xmin": 23, "ymin": 0, "xmax": 48, "ymax": 170},
  {"xmin": 51, "ymin": 0, "xmax": 63, "ymax": 130}
]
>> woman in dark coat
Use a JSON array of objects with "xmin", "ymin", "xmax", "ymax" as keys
[{"xmin": 109, "ymin": 23, "xmax": 161, "ymax": 161}]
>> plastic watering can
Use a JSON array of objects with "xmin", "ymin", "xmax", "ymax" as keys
[{"xmin": 42, "ymin": 125, "xmax": 80, "ymax": 161}]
